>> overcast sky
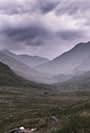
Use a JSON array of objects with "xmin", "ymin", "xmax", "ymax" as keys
[{"xmin": 0, "ymin": 0, "xmax": 90, "ymax": 59}]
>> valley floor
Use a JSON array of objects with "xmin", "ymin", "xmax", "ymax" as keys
[{"xmin": 0, "ymin": 86, "xmax": 90, "ymax": 133}]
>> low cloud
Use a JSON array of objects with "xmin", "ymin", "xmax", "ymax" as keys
[
  {"xmin": 3, "ymin": 24, "xmax": 49, "ymax": 45},
  {"xmin": 57, "ymin": 29, "xmax": 84, "ymax": 40}
]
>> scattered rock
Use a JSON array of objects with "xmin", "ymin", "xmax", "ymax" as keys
[{"xmin": 7, "ymin": 126, "xmax": 37, "ymax": 133}]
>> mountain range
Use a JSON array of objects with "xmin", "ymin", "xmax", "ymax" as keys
[
  {"xmin": 0, "ymin": 62, "xmax": 52, "ymax": 91},
  {"xmin": 0, "ymin": 50, "xmax": 54, "ymax": 83},
  {"xmin": 55, "ymin": 71, "xmax": 90, "ymax": 91},
  {"xmin": 0, "ymin": 50, "xmax": 40, "ymax": 81},
  {"xmin": 18, "ymin": 54, "xmax": 49, "ymax": 68},
  {"xmin": 36, "ymin": 41, "xmax": 90, "ymax": 76},
  {"xmin": 0, "ymin": 41, "xmax": 90, "ymax": 84}
]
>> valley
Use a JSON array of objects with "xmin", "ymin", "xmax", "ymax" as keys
[
  {"xmin": 0, "ymin": 42, "xmax": 90, "ymax": 133},
  {"xmin": 0, "ymin": 0, "xmax": 90, "ymax": 132}
]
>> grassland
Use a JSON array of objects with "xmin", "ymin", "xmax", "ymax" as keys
[
  {"xmin": 0, "ymin": 85, "xmax": 90, "ymax": 133},
  {"xmin": 0, "ymin": 62, "xmax": 90, "ymax": 133}
]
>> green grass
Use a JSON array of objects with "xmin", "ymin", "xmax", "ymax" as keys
[
  {"xmin": 0, "ymin": 85, "xmax": 90, "ymax": 133},
  {"xmin": 0, "ymin": 62, "xmax": 90, "ymax": 133}
]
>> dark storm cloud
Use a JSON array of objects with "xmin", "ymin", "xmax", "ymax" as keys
[
  {"xmin": 0, "ymin": 0, "xmax": 59, "ymax": 15},
  {"xmin": 57, "ymin": 30, "xmax": 83, "ymax": 40},
  {"xmin": 0, "ymin": 0, "xmax": 90, "ymax": 58},
  {"xmin": 37, "ymin": 1, "xmax": 59, "ymax": 14},
  {"xmin": 56, "ymin": 0, "xmax": 90, "ymax": 19},
  {"xmin": 0, "ymin": 1, "xmax": 21, "ymax": 14},
  {"xmin": 2, "ymin": 23, "xmax": 50, "ymax": 46}
]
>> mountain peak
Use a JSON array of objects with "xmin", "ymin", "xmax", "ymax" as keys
[{"xmin": 73, "ymin": 41, "xmax": 90, "ymax": 49}]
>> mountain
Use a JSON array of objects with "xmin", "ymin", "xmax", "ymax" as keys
[
  {"xmin": 18, "ymin": 54, "xmax": 49, "ymax": 68},
  {"xmin": 54, "ymin": 74, "xmax": 72, "ymax": 83},
  {"xmin": 75, "ymin": 54, "xmax": 90, "ymax": 73},
  {"xmin": 0, "ymin": 62, "xmax": 27, "ymax": 86},
  {"xmin": 1, "ymin": 41, "xmax": 90, "ymax": 84},
  {"xmin": 0, "ymin": 50, "xmax": 38, "ymax": 80},
  {"xmin": 55, "ymin": 71, "xmax": 90, "ymax": 91},
  {"xmin": 0, "ymin": 50, "xmax": 56, "ymax": 83},
  {"xmin": 36, "ymin": 41, "xmax": 90, "ymax": 75},
  {"xmin": 0, "ymin": 50, "xmax": 51, "ymax": 83},
  {"xmin": 0, "ymin": 62, "xmax": 52, "ymax": 90}
]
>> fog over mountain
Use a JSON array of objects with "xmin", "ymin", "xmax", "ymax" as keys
[
  {"xmin": 36, "ymin": 42, "xmax": 90, "ymax": 75},
  {"xmin": 76, "ymin": 54, "xmax": 90, "ymax": 73},
  {"xmin": 55, "ymin": 71, "xmax": 90, "ymax": 91},
  {"xmin": 0, "ymin": 42, "xmax": 90, "ymax": 84},
  {"xmin": 0, "ymin": 0, "xmax": 90, "ymax": 84},
  {"xmin": 0, "ymin": 1, "xmax": 90, "ymax": 133},
  {"xmin": 18, "ymin": 54, "xmax": 49, "ymax": 67},
  {"xmin": 0, "ymin": 50, "xmax": 55, "ymax": 83}
]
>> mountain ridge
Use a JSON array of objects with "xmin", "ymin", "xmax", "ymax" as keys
[
  {"xmin": 0, "ymin": 50, "xmax": 56, "ymax": 84},
  {"xmin": 18, "ymin": 54, "xmax": 49, "ymax": 67},
  {"xmin": 36, "ymin": 41, "xmax": 90, "ymax": 75}
]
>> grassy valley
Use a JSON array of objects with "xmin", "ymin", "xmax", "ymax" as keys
[
  {"xmin": 0, "ymin": 63, "xmax": 90, "ymax": 133},
  {"xmin": 0, "ymin": 86, "xmax": 90, "ymax": 133}
]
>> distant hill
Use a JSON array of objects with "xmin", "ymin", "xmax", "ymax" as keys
[
  {"xmin": 0, "ymin": 62, "xmax": 52, "ymax": 90},
  {"xmin": 0, "ymin": 50, "xmax": 40, "ymax": 81},
  {"xmin": 0, "ymin": 50, "xmax": 52, "ymax": 83},
  {"xmin": 36, "ymin": 41, "xmax": 90, "ymax": 75},
  {"xmin": 18, "ymin": 54, "xmax": 49, "ymax": 67},
  {"xmin": 76, "ymin": 54, "xmax": 90, "ymax": 73},
  {"xmin": 0, "ymin": 62, "xmax": 27, "ymax": 86},
  {"xmin": 55, "ymin": 71, "xmax": 90, "ymax": 91},
  {"xmin": 1, "ymin": 41, "xmax": 90, "ymax": 84}
]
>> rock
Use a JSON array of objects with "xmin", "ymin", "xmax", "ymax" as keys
[{"xmin": 7, "ymin": 127, "xmax": 37, "ymax": 133}]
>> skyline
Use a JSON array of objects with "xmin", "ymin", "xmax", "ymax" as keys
[{"xmin": 0, "ymin": 0, "xmax": 90, "ymax": 59}]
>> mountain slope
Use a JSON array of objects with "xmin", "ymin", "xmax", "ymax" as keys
[
  {"xmin": 0, "ymin": 62, "xmax": 27, "ymax": 86},
  {"xmin": 0, "ymin": 50, "xmax": 51, "ymax": 83},
  {"xmin": 76, "ymin": 54, "xmax": 90, "ymax": 72},
  {"xmin": 0, "ymin": 50, "xmax": 56, "ymax": 83},
  {"xmin": 56, "ymin": 71, "xmax": 90, "ymax": 91},
  {"xmin": 36, "ymin": 41, "xmax": 90, "ymax": 75},
  {"xmin": 0, "ymin": 62, "xmax": 53, "ymax": 91},
  {"xmin": 0, "ymin": 50, "xmax": 39, "ymax": 80},
  {"xmin": 18, "ymin": 54, "xmax": 49, "ymax": 67}
]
